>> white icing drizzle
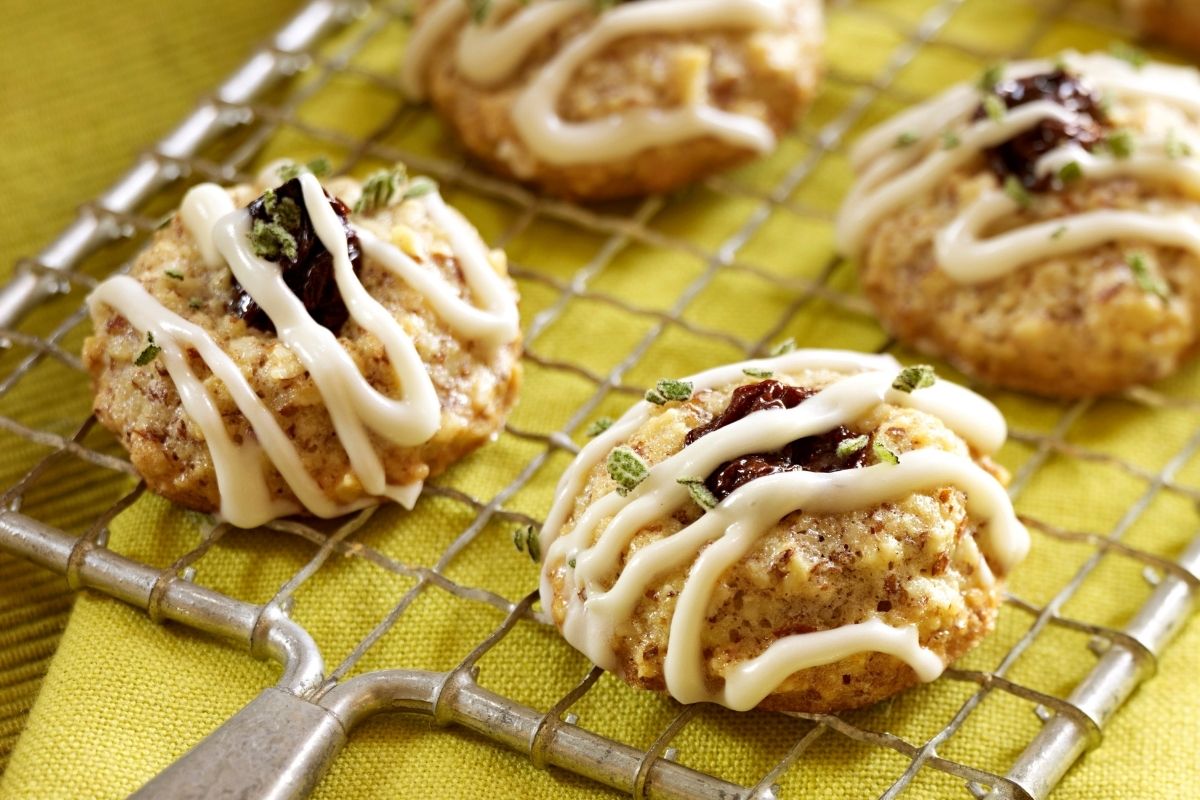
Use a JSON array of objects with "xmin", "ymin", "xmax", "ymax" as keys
[
  {"xmin": 837, "ymin": 52, "xmax": 1200, "ymax": 283},
  {"xmin": 402, "ymin": 0, "xmax": 799, "ymax": 166},
  {"xmin": 538, "ymin": 351, "xmax": 1028, "ymax": 711},
  {"xmin": 89, "ymin": 169, "xmax": 519, "ymax": 527},
  {"xmin": 180, "ymin": 184, "xmax": 236, "ymax": 267}
]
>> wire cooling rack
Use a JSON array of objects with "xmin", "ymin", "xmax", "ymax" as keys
[{"xmin": 1, "ymin": 0, "xmax": 1199, "ymax": 797}]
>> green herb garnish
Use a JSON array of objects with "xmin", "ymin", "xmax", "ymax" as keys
[
  {"xmin": 1104, "ymin": 129, "xmax": 1136, "ymax": 159},
  {"xmin": 645, "ymin": 378, "xmax": 693, "ymax": 405},
  {"xmin": 769, "ymin": 338, "xmax": 797, "ymax": 356},
  {"xmin": 979, "ymin": 64, "xmax": 1005, "ymax": 92},
  {"xmin": 607, "ymin": 446, "xmax": 649, "ymax": 495},
  {"xmin": 873, "ymin": 440, "xmax": 900, "ymax": 465},
  {"xmin": 401, "ymin": 176, "xmax": 437, "ymax": 200},
  {"xmin": 892, "ymin": 364, "xmax": 937, "ymax": 393},
  {"xmin": 836, "ymin": 435, "xmax": 870, "ymax": 459},
  {"xmin": 1166, "ymin": 130, "xmax": 1193, "ymax": 160},
  {"xmin": 1058, "ymin": 161, "xmax": 1083, "ymax": 183},
  {"xmin": 355, "ymin": 168, "xmax": 401, "ymax": 215},
  {"xmin": 1110, "ymin": 42, "xmax": 1148, "ymax": 70},
  {"xmin": 250, "ymin": 219, "xmax": 299, "ymax": 261},
  {"xmin": 1003, "ymin": 175, "xmax": 1032, "ymax": 210},
  {"xmin": 677, "ymin": 477, "xmax": 718, "ymax": 511},
  {"xmin": 983, "ymin": 95, "xmax": 1006, "ymax": 122},
  {"xmin": 895, "ymin": 131, "xmax": 918, "ymax": 148},
  {"xmin": 742, "ymin": 367, "xmax": 774, "ymax": 379},
  {"xmin": 585, "ymin": 417, "xmax": 613, "ymax": 438},
  {"xmin": 512, "ymin": 524, "xmax": 540, "ymax": 562},
  {"xmin": 1127, "ymin": 251, "xmax": 1170, "ymax": 299},
  {"xmin": 277, "ymin": 157, "xmax": 330, "ymax": 182},
  {"xmin": 134, "ymin": 333, "xmax": 161, "ymax": 366}
]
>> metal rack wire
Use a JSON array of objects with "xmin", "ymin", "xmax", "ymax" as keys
[{"xmin": 0, "ymin": 0, "xmax": 1197, "ymax": 798}]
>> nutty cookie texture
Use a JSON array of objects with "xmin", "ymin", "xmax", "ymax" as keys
[
  {"xmin": 539, "ymin": 352, "xmax": 1027, "ymax": 713},
  {"xmin": 839, "ymin": 53, "xmax": 1200, "ymax": 399},
  {"xmin": 402, "ymin": 0, "xmax": 823, "ymax": 200},
  {"xmin": 85, "ymin": 161, "xmax": 522, "ymax": 527}
]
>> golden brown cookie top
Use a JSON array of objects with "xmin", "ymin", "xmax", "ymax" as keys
[
  {"xmin": 85, "ymin": 160, "xmax": 521, "ymax": 527},
  {"xmin": 838, "ymin": 52, "xmax": 1200, "ymax": 284},
  {"xmin": 539, "ymin": 351, "xmax": 1026, "ymax": 711},
  {"xmin": 401, "ymin": 0, "xmax": 823, "ymax": 198}
]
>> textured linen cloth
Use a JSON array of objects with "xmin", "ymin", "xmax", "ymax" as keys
[
  {"xmin": 0, "ymin": 1, "xmax": 1198, "ymax": 799},
  {"xmin": 0, "ymin": 0, "xmax": 301, "ymax": 772}
]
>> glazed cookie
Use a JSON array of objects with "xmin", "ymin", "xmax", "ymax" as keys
[
  {"xmin": 401, "ymin": 0, "xmax": 823, "ymax": 200},
  {"xmin": 539, "ymin": 351, "xmax": 1027, "ymax": 713},
  {"xmin": 838, "ymin": 53, "xmax": 1200, "ymax": 399},
  {"xmin": 1121, "ymin": 1, "xmax": 1200, "ymax": 55},
  {"xmin": 84, "ymin": 161, "xmax": 522, "ymax": 527}
]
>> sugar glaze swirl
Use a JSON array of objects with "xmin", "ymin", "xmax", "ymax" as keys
[
  {"xmin": 88, "ymin": 170, "xmax": 519, "ymax": 527},
  {"xmin": 539, "ymin": 351, "xmax": 1028, "ymax": 711},
  {"xmin": 401, "ymin": 0, "xmax": 803, "ymax": 166},
  {"xmin": 837, "ymin": 52, "xmax": 1200, "ymax": 283}
]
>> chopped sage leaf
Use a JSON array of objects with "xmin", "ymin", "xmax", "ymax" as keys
[
  {"xmin": 513, "ymin": 524, "xmax": 540, "ymax": 561},
  {"xmin": 677, "ymin": 477, "xmax": 717, "ymax": 511},
  {"xmin": 1003, "ymin": 175, "xmax": 1032, "ymax": 210},
  {"xmin": 277, "ymin": 157, "xmax": 330, "ymax": 182},
  {"xmin": 895, "ymin": 131, "xmax": 918, "ymax": 148},
  {"xmin": 307, "ymin": 157, "xmax": 331, "ymax": 177},
  {"xmin": 1110, "ymin": 42, "xmax": 1148, "ymax": 70},
  {"xmin": 873, "ymin": 440, "xmax": 900, "ymax": 465},
  {"xmin": 978, "ymin": 64, "xmax": 1005, "ymax": 92},
  {"xmin": 1058, "ymin": 161, "xmax": 1083, "ymax": 183},
  {"xmin": 1127, "ymin": 251, "xmax": 1170, "ymax": 299},
  {"xmin": 355, "ymin": 168, "xmax": 401, "ymax": 215},
  {"xmin": 645, "ymin": 378, "xmax": 693, "ymax": 405},
  {"xmin": 273, "ymin": 197, "xmax": 302, "ymax": 230},
  {"xmin": 607, "ymin": 446, "xmax": 649, "ymax": 496},
  {"xmin": 1051, "ymin": 225, "xmax": 1068, "ymax": 240},
  {"xmin": 742, "ymin": 367, "xmax": 773, "ymax": 378},
  {"xmin": 836, "ymin": 434, "xmax": 870, "ymax": 459},
  {"xmin": 1166, "ymin": 130, "xmax": 1193, "ymax": 160},
  {"xmin": 134, "ymin": 333, "xmax": 161, "ymax": 366},
  {"xmin": 568, "ymin": 557, "xmax": 577, "ymax": 569},
  {"xmin": 983, "ymin": 95, "xmax": 1006, "ymax": 122},
  {"xmin": 250, "ymin": 219, "xmax": 298, "ymax": 261},
  {"xmin": 164, "ymin": 269, "xmax": 184, "ymax": 281},
  {"xmin": 941, "ymin": 131, "xmax": 961, "ymax": 150},
  {"xmin": 188, "ymin": 297, "xmax": 203, "ymax": 309},
  {"xmin": 892, "ymin": 364, "xmax": 937, "ymax": 393},
  {"xmin": 401, "ymin": 177, "xmax": 438, "ymax": 200},
  {"xmin": 769, "ymin": 338, "xmax": 797, "ymax": 356},
  {"xmin": 585, "ymin": 417, "xmax": 613, "ymax": 438},
  {"xmin": 1104, "ymin": 129, "xmax": 1135, "ymax": 159}
]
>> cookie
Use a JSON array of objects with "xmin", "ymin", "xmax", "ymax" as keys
[
  {"xmin": 401, "ymin": 0, "xmax": 823, "ymax": 200},
  {"xmin": 84, "ymin": 161, "xmax": 522, "ymax": 527},
  {"xmin": 539, "ymin": 351, "xmax": 1027, "ymax": 713},
  {"xmin": 837, "ymin": 53, "xmax": 1200, "ymax": 399},
  {"xmin": 1121, "ymin": 1, "xmax": 1200, "ymax": 54}
]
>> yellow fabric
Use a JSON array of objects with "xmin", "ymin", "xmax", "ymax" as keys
[
  {"xmin": 0, "ymin": 0, "xmax": 302, "ymax": 772},
  {"xmin": 1, "ymin": 1, "xmax": 1199, "ymax": 799},
  {"xmin": 0, "ymin": 556, "xmax": 70, "ymax": 770}
]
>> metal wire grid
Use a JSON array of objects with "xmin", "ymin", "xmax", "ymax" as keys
[{"xmin": 0, "ymin": 0, "xmax": 1198, "ymax": 797}]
